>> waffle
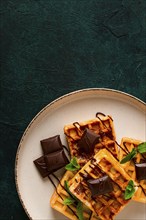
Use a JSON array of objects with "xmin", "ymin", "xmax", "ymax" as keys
[
  {"xmin": 69, "ymin": 149, "xmax": 138, "ymax": 220},
  {"xmin": 50, "ymin": 171, "xmax": 100, "ymax": 220},
  {"xmin": 119, "ymin": 137, "xmax": 146, "ymax": 203},
  {"xmin": 64, "ymin": 115, "xmax": 118, "ymax": 166}
]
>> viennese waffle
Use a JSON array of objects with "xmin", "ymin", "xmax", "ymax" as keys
[
  {"xmin": 64, "ymin": 114, "xmax": 118, "ymax": 166},
  {"xmin": 69, "ymin": 149, "xmax": 138, "ymax": 220},
  {"xmin": 119, "ymin": 137, "xmax": 146, "ymax": 203},
  {"xmin": 50, "ymin": 171, "xmax": 100, "ymax": 220}
]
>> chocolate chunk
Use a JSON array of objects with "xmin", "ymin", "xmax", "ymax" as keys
[
  {"xmin": 41, "ymin": 135, "xmax": 63, "ymax": 155},
  {"xmin": 33, "ymin": 156, "xmax": 49, "ymax": 178},
  {"xmin": 77, "ymin": 128, "xmax": 100, "ymax": 154},
  {"xmin": 45, "ymin": 149, "xmax": 69, "ymax": 173},
  {"xmin": 135, "ymin": 163, "xmax": 146, "ymax": 181},
  {"xmin": 87, "ymin": 175, "xmax": 113, "ymax": 196}
]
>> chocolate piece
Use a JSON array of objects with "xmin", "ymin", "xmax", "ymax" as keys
[
  {"xmin": 77, "ymin": 128, "xmax": 100, "ymax": 154},
  {"xmin": 45, "ymin": 149, "xmax": 69, "ymax": 174},
  {"xmin": 33, "ymin": 156, "xmax": 49, "ymax": 178},
  {"xmin": 41, "ymin": 135, "xmax": 63, "ymax": 155},
  {"xmin": 87, "ymin": 175, "xmax": 113, "ymax": 196},
  {"xmin": 135, "ymin": 163, "xmax": 146, "ymax": 181}
]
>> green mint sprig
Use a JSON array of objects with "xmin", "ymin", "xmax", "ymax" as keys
[
  {"xmin": 120, "ymin": 142, "xmax": 146, "ymax": 164},
  {"xmin": 63, "ymin": 197, "xmax": 75, "ymax": 205},
  {"xmin": 124, "ymin": 180, "xmax": 135, "ymax": 200},
  {"xmin": 64, "ymin": 180, "xmax": 83, "ymax": 220},
  {"xmin": 76, "ymin": 201, "xmax": 83, "ymax": 220},
  {"xmin": 65, "ymin": 157, "xmax": 80, "ymax": 171},
  {"xmin": 64, "ymin": 180, "xmax": 77, "ymax": 200},
  {"xmin": 137, "ymin": 142, "xmax": 146, "ymax": 153}
]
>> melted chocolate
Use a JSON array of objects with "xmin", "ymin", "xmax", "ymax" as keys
[
  {"xmin": 41, "ymin": 135, "xmax": 63, "ymax": 155},
  {"xmin": 135, "ymin": 163, "xmax": 146, "ymax": 181},
  {"xmin": 45, "ymin": 149, "xmax": 69, "ymax": 173},
  {"xmin": 96, "ymin": 112, "xmax": 106, "ymax": 117},
  {"xmin": 87, "ymin": 175, "xmax": 113, "ymax": 197},
  {"xmin": 77, "ymin": 128, "xmax": 100, "ymax": 154}
]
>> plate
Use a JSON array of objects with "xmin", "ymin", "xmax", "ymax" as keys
[{"xmin": 15, "ymin": 88, "xmax": 146, "ymax": 220}]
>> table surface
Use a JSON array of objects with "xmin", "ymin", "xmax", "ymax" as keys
[{"xmin": 1, "ymin": 1, "xmax": 146, "ymax": 219}]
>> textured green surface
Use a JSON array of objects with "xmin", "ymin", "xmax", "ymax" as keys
[{"xmin": 0, "ymin": 0, "xmax": 146, "ymax": 219}]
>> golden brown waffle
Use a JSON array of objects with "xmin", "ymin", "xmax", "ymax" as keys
[
  {"xmin": 50, "ymin": 171, "xmax": 100, "ymax": 220},
  {"xmin": 64, "ymin": 115, "xmax": 118, "ymax": 166},
  {"xmin": 69, "ymin": 149, "xmax": 138, "ymax": 220},
  {"xmin": 119, "ymin": 137, "xmax": 146, "ymax": 203}
]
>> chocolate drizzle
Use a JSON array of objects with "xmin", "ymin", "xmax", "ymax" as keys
[
  {"xmin": 116, "ymin": 141, "xmax": 129, "ymax": 155},
  {"xmin": 48, "ymin": 174, "xmax": 78, "ymax": 217},
  {"xmin": 64, "ymin": 133, "xmax": 76, "ymax": 141},
  {"xmin": 123, "ymin": 142, "xmax": 130, "ymax": 154},
  {"xmin": 139, "ymin": 184, "xmax": 146, "ymax": 196},
  {"xmin": 96, "ymin": 112, "xmax": 114, "ymax": 140},
  {"xmin": 96, "ymin": 112, "xmax": 106, "ymax": 117},
  {"xmin": 73, "ymin": 122, "xmax": 83, "ymax": 136}
]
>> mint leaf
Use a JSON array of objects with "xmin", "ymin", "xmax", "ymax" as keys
[
  {"xmin": 76, "ymin": 201, "xmax": 84, "ymax": 220},
  {"xmin": 137, "ymin": 142, "xmax": 146, "ymax": 154},
  {"xmin": 65, "ymin": 163, "xmax": 79, "ymax": 171},
  {"xmin": 120, "ymin": 148, "xmax": 137, "ymax": 164},
  {"xmin": 63, "ymin": 197, "xmax": 75, "ymax": 205},
  {"xmin": 124, "ymin": 180, "xmax": 135, "ymax": 200},
  {"xmin": 64, "ymin": 180, "xmax": 77, "ymax": 200},
  {"xmin": 64, "ymin": 181, "xmax": 84, "ymax": 219},
  {"xmin": 64, "ymin": 180, "xmax": 71, "ymax": 193},
  {"xmin": 65, "ymin": 157, "xmax": 80, "ymax": 171},
  {"xmin": 71, "ymin": 157, "xmax": 80, "ymax": 169}
]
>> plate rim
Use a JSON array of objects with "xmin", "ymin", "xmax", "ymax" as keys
[{"xmin": 15, "ymin": 87, "xmax": 146, "ymax": 219}]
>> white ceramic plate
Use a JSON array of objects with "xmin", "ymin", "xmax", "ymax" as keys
[{"xmin": 15, "ymin": 88, "xmax": 146, "ymax": 220}]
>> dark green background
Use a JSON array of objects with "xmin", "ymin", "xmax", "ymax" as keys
[{"xmin": 0, "ymin": 0, "xmax": 146, "ymax": 219}]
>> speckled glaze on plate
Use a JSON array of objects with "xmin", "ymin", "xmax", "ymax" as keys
[{"xmin": 15, "ymin": 88, "xmax": 146, "ymax": 220}]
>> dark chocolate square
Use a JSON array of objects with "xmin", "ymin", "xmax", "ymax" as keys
[
  {"xmin": 44, "ymin": 149, "xmax": 69, "ymax": 174},
  {"xmin": 135, "ymin": 163, "xmax": 146, "ymax": 181},
  {"xmin": 77, "ymin": 128, "xmax": 100, "ymax": 154},
  {"xmin": 41, "ymin": 135, "xmax": 63, "ymax": 155},
  {"xmin": 33, "ymin": 156, "xmax": 49, "ymax": 178},
  {"xmin": 87, "ymin": 175, "xmax": 113, "ymax": 196}
]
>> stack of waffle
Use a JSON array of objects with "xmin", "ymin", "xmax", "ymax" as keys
[{"xmin": 49, "ymin": 115, "xmax": 145, "ymax": 219}]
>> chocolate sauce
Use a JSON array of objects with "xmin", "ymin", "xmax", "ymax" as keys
[
  {"xmin": 64, "ymin": 133, "xmax": 76, "ymax": 141},
  {"xmin": 139, "ymin": 184, "xmax": 146, "ymax": 196},
  {"xmin": 74, "ymin": 183, "xmax": 86, "ymax": 194},
  {"xmin": 73, "ymin": 122, "xmax": 83, "ymax": 136},
  {"xmin": 123, "ymin": 142, "xmax": 130, "ymax": 154},
  {"xmin": 115, "ymin": 141, "xmax": 128, "ymax": 155},
  {"xmin": 95, "ymin": 113, "xmax": 114, "ymax": 140},
  {"xmin": 79, "ymin": 172, "xmax": 90, "ymax": 180},
  {"xmin": 107, "ymin": 115, "xmax": 113, "ymax": 121},
  {"xmin": 96, "ymin": 112, "xmax": 106, "ymax": 117}
]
